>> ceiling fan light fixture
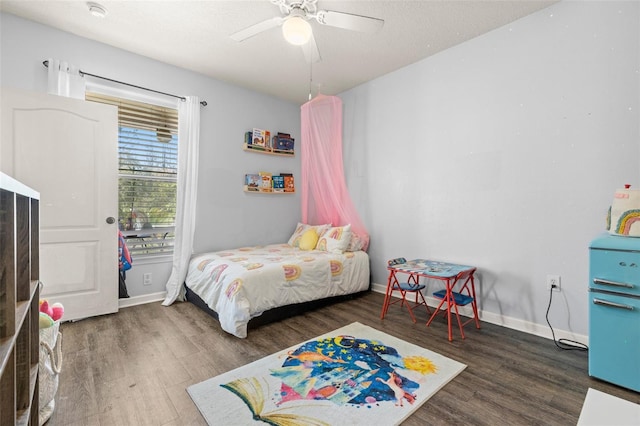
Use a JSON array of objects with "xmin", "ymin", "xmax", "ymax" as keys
[{"xmin": 282, "ymin": 16, "xmax": 312, "ymax": 45}]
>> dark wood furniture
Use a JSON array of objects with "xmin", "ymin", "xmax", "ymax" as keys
[{"xmin": 1, "ymin": 173, "xmax": 40, "ymax": 425}]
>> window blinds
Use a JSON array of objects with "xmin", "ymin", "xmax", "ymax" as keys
[{"xmin": 86, "ymin": 92, "xmax": 178, "ymax": 256}]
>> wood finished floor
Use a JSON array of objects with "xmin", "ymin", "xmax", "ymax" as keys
[{"xmin": 47, "ymin": 291, "xmax": 639, "ymax": 425}]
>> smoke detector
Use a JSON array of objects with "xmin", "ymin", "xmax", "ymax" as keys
[{"xmin": 87, "ymin": 2, "xmax": 108, "ymax": 18}]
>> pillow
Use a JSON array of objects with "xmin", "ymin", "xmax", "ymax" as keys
[
  {"xmin": 299, "ymin": 229, "xmax": 319, "ymax": 251},
  {"xmin": 316, "ymin": 224, "xmax": 352, "ymax": 253},
  {"xmin": 288, "ymin": 222, "xmax": 330, "ymax": 248},
  {"xmin": 347, "ymin": 231, "xmax": 366, "ymax": 252}
]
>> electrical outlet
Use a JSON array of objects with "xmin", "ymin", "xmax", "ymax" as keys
[
  {"xmin": 546, "ymin": 274, "xmax": 561, "ymax": 291},
  {"xmin": 143, "ymin": 272, "xmax": 152, "ymax": 286}
]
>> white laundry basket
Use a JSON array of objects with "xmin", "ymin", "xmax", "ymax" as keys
[{"xmin": 39, "ymin": 321, "xmax": 62, "ymax": 425}]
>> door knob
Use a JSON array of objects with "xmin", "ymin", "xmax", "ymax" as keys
[{"xmin": 106, "ymin": 217, "xmax": 116, "ymax": 224}]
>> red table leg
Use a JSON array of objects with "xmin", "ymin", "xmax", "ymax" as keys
[
  {"xmin": 380, "ymin": 269, "xmax": 395, "ymax": 319},
  {"xmin": 426, "ymin": 286, "xmax": 448, "ymax": 328},
  {"xmin": 426, "ymin": 277, "xmax": 461, "ymax": 341},
  {"xmin": 446, "ymin": 279, "xmax": 454, "ymax": 341}
]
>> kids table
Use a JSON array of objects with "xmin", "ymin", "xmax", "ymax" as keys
[{"xmin": 381, "ymin": 259, "xmax": 480, "ymax": 341}]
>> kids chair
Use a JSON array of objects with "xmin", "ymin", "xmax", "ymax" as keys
[
  {"xmin": 426, "ymin": 267, "xmax": 480, "ymax": 340},
  {"xmin": 380, "ymin": 259, "xmax": 430, "ymax": 323}
]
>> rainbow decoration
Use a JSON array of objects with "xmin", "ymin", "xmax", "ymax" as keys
[
  {"xmin": 316, "ymin": 238, "xmax": 327, "ymax": 251},
  {"xmin": 244, "ymin": 263, "xmax": 263, "ymax": 270},
  {"xmin": 283, "ymin": 264, "xmax": 302, "ymax": 281},
  {"xmin": 225, "ymin": 279, "xmax": 243, "ymax": 299},
  {"xmin": 615, "ymin": 209, "xmax": 640, "ymax": 235},
  {"xmin": 291, "ymin": 235, "xmax": 303, "ymax": 248},
  {"xmin": 210, "ymin": 264, "xmax": 228, "ymax": 281},
  {"xmin": 197, "ymin": 259, "xmax": 213, "ymax": 271},
  {"xmin": 327, "ymin": 227, "xmax": 343, "ymax": 240},
  {"xmin": 330, "ymin": 260, "xmax": 343, "ymax": 276}
]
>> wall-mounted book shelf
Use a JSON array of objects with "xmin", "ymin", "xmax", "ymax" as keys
[
  {"xmin": 243, "ymin": 185, "xmax": 295, "ymax": 194},
  {"xmin": 243, "ymin": 143, "xmax": 294, "ymax": 157},
  {"xmin": 244, "ymin": 129, "xmax": 295, "ymax": 157},
  {"xmin": 245, "ymin": 172, "xmax": 295, "ymax": 194},
  {"xmin": 243, "ymin": 130, "xmax": 296, "ymax": 193}
]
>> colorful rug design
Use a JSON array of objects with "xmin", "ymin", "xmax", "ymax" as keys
[{"xmin": 187, "ymin": 322, "xmax": 466, "ymax": 425}]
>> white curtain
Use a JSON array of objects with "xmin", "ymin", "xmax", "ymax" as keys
[
  {"xmin": 46, "ymin": 58, "xmax": 85, "ymax": 99},
  {"xmin": 163, "ymin": 96, "xmax": 200, "ymax": 305}
]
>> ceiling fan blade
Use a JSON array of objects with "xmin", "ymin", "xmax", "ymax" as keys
[
  {"xmin": 301, "ymin": 31, "xmax": 321, "ymax": 64},
  {"xmin": 317, "ymin": 10, "xmax": 384, "ymax": 33},
  {"xmin": 230, "ymin": 16, "xmax": 283, "ymax": 42}
]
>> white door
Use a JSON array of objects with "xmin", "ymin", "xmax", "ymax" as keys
[{"xmin": 1, "ymin": 86, "xmax": 119, "ymax": 321}]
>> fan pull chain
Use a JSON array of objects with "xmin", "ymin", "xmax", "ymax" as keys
[{"xmin": 308, "ymin": 60, "xmax": 313, "ymax": 100}]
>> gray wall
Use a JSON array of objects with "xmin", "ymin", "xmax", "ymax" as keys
[
  {"xmin": 340, "ymin": 0, "xmax": 640, "ymax": 340},
  {"xmin": 0, "ymin": 12, "xmax": 302, "ymax": 299}
]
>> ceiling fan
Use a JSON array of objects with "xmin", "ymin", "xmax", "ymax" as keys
[{"xmin": 230, "ymin": 0, "xmax": 384, "ymax": 63}]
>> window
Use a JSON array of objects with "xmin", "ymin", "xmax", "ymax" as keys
[{"xmin": 86, "ymin": 92, "xmax": 178, "ymax": 257}]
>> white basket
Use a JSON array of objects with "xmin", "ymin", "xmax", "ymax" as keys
[{"xmin": 39, "ymin": 321, "xmax": 62, "ymax": 425}]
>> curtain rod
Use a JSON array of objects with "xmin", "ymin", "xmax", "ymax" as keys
[{"xmin": 43, "ymin": 60, "xmax": 207, "ymax": 106}]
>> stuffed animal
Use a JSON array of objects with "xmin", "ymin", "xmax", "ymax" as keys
[
  {"xmin": 50, "ymin": 303, "xmax": 64, "ymax": 321},
  {"xmin": 39, "ymin": 300, "xmax": 53, "ymax": 316},
  {"xmin": 39, "ymin": 312, "xmax": 55, "ymax": 328},
  {"xmin": 39, "ymin": 299, "xmax": 64, "ymax": 328}
]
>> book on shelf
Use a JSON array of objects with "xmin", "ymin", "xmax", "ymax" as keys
[
  {"xmin": 280, "ymin": 173, "xmax": 295, "ymax": 192},
  {"xmin": 273, "ymin": 132, "xmax": 295, "ymax": 151},
  {"xmin": 245, "ymin": 174, "xmax": 261, "ymax": 191},
  {"xmin": 252, "ymin": 128, "xmax": 267, "ymax": 148},
  {"xmin": 259, "ymin": 171, "xmax": 272, "ymax": 192},
  {"xmin": 244, "ymin": 131, "xmax": 252, "ymax": 146},
  {"xmin": 265, "ymin": 130, "xmax": 271, "ymax": 149},
  {"xmin": 272, "ymin": 175, "xmax": 285, "ymax": 192}
]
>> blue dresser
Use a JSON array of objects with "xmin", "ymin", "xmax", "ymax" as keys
[{"xmin": 589, "ymin": 234, "xmax": 640, "ymax": 392}]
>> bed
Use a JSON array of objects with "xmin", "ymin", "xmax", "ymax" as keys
[{"xmin": 183, "ymin": 224, "xmax": 370, "ymax": 338}]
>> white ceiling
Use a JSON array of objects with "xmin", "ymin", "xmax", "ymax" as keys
[{"xmin": 0, "ymin": 0, "xmax": 558, "ymax": 105}]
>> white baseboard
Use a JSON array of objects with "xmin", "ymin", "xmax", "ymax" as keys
[
  {"xmin": 371, "ymin": 282, "xmax": 589, "ymax": 346},
  {"xmin": 119, "ymin": 291, "xmax": 167, "ymax": 309}
]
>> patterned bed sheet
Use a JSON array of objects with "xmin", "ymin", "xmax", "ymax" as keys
[{"xmin": 185, "ymin": 243, "xmax": 370, "ymax": 338}]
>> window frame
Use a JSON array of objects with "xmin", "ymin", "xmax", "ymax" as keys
[{"xmin": 86, "ymin": 80, "xmax": 180, "ymax": 261}]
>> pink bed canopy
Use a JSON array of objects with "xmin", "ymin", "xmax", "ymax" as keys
[{"xmin": 300, "ymin": 94, "xmax": 369, "ymax": 251}]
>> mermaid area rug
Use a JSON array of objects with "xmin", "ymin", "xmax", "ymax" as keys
[{"xmin": 187, "ymin": 322, "xmax": 466, "ymax": 425}]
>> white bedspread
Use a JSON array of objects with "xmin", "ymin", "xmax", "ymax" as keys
[{"xmin": 185, "ymin": 243, "xmax": 370, "ymax": 338}]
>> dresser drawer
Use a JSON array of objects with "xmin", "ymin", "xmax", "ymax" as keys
[{"xmin": 589, "ymin": 248, "xmax": 640, "ymax": 297}]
